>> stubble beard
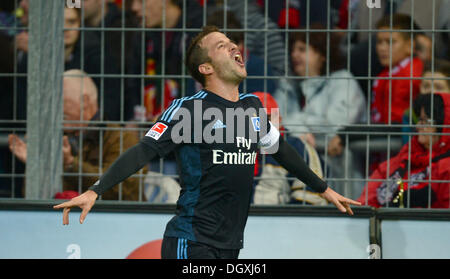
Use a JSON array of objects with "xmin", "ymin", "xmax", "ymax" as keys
[{"xmin": 213, "ymin": 60, "xmax": 247, "ymax": 86}]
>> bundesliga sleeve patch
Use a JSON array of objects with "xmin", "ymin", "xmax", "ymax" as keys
[{"xmin": 145, "ymin": 122, "xmax": 168, "ymax": 140}]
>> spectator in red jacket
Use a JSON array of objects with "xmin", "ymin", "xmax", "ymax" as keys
[
  {"xmin": 401, "ymin": 60, "xmax": 450, "ymax": 144},
  {"xmin": 371, "ymin": 14, "xmax": 424, "ymax": 124},
  {"xmin": 358, "ymin": 93, "xmax": 450, "ymax": 208},
  {"xmin": 420, "ymin": 60, "xmax": 450, "ymax": 95}
]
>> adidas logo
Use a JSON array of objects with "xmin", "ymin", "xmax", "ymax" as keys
[{"xmin": 212, "ymin": 119, "xmax": 226, "ymax": 129}]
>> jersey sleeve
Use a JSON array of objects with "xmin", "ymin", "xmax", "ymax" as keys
[
  {"xmin": 259, "ymin": 121, "xmax": 280, "ymax": 151},
  {"xmin": 251, "ymin": 97, "xmax": 280, "ymax": 151},
  {"xmin": 141, "ymin": 99, "xmax": 192, "ymax": 158}
]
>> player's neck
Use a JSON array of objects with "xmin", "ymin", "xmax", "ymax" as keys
[{"xmin": 204, "ymin": 82, "xmax": 240, "ymax": 102}]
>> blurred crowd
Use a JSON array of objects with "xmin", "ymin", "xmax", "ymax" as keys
[{"xmin": 0, "ymin": 0, "xmax": 449, "ymax": 208}]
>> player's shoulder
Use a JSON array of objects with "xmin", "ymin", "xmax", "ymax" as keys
[
  {"xmin": 239, "ymin": 93, "xmax": 259, "ymax": 100},
  {"xmin": 159, "ymin": 90, "xmax": 208, "ymax": 122},
  {"xmin": 174, "ymin": 90, "xmax": 209, "ymax": 104},
  {"xmin": 239, "ymin": 93, "xmax": 263, "ymax": 107}
]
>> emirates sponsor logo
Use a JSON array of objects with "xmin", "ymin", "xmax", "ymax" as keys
[{"xmin": 212, "ymin": 137, "xmax": 256, "ymax": 165}]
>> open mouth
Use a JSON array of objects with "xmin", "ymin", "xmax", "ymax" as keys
[{"xmin": 233, "ymin": 53, "xmax": 245, "ymax": 67}]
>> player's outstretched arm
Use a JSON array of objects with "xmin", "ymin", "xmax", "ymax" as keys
[
  {"xmin": 53, "ymin": 141, "xmax": 158, "ymax": 224},
  {"xmin": 271, "ymin": 135, "xmax": 361, "ymax": 215}
]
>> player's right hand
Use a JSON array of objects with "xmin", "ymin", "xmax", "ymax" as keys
[
  {"xmin": 320, "ymin": 187, "xmax": 361, "ymax": 216},
  {"xmin": 53, "ymin": 190, "xmax": 98, "ymax": 225}
]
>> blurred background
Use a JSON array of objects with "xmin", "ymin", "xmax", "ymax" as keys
[{"xmin": 0, "ymin": 0, "xmax": 449, "ymax": 259}]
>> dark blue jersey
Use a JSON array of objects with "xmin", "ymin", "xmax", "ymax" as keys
[{"xmin": 141, "ymin": 89, "xmax": 279, "ymax": 249}]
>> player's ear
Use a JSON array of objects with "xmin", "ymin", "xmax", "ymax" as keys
[{"xmin": 198, "ymin": 63, "xmax": 213, "ymax": 75}]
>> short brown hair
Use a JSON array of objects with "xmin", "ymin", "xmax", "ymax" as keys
[
  {"xmin": 186, "ymin": 25, "xmax": 220, "ymax": 87},
  {"xmin": 376, "ymin": 13, "xmax": 419, "ymax": 40},
  {"xmin": 289, "ymin": 23, "xmax": 343, "ymax": 75}
]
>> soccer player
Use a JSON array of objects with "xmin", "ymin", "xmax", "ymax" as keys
[{"xmin": 54, "ymin": 26, "xmax": 361, "ymax": 259}]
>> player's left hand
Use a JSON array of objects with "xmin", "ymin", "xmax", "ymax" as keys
[
  {"xmin": 320, "ymin": 187, "xmax": 361, "ymax": 216},
  {"xmin": 53, "ymin": 190, "xmax": 98, "ymax": 225}
]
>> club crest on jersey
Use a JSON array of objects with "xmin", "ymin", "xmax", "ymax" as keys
[
  {"xmin": 251, "ymin": 117, "xmax": 260, "ymax": 132},
  {"xmin": 146, "ymin": 122, "xmax": 168, "ymax": 140}
]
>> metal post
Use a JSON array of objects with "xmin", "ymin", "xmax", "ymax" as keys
[{"xmin": 25, "ymin": 0, "xmax": 64, "ymax": 199}]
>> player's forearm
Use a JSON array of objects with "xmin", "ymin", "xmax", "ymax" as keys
[
  {"xmin": 88, "ymin": 141, "xmax": 157, "ymax": 196},
  {"xmin": 272, "ymin": 136, "xmax": 328, "ymax": 193}
]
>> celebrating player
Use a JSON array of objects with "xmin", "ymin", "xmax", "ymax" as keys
[{"xmin": 54, "ymin": 26, "xmax": 361, "ymax": 259}]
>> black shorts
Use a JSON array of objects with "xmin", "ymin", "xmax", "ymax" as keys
[{"xmin": 161, "ymin": 237, "xmax": 240, "ymax": 259}]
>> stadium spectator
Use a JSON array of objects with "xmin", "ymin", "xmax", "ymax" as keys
[
  {"xmin": 144, "ymin": 171, "xmax": 180, "ymax": 203},
  {"xmin": 273, "ymin": 24, "xmax": 366, "ymax": 142},
  {"xmin": 15, "ymin": 4, "xmax": 127, "ymax": 122},
  {"xmin": 256, "ymin": 0, "xmax": 342, "ymax": 30},
  {"xmin": 401, "ymin": 60, "xmax": 450, "ymax": 143},
  {"xmin": 128, "ymin": 0, "xmax": 203, "ymax": 122},
  {"xmin": 82, "ymin": 0, "xmax": 141, "ymax": 121},
  {"xmin": 198, "ymin": 9, "xmax": 277, "ymax": 95},
  {"xmin": 63, "ymin": 5, "xmax": 127, "ymax": 121},
  {"xmin": 352, "ymin": 0, "xmax": 447, "ymax": 48},
  {"xmin": 328, "ymin": 14, "xmax": 423, "ymax": 196},
  {"xmin": 127, "ymin": 0, "xmax": 204, "ymax": 177},
  {"xmin": 227, "ymin": 0, "xmax": 289, "ymax": 77},
  {"xmin": 358, "ymin": 93, "xmax": 450, "ymax": 208},
  {"xmin": 328, "ymin": 15, "xmax": 431, "ymax": 159},
  {"xmin": 415, "ymin": 33, "xmax": 433, "ymax": 64},
  {"xmin": 252, "ymin": 92, "xmax": 328, "ymax": 205},
  {"xmin": 345, "ymin": 2, "xmax": 445, "ymax": 97},
  {"xmin": 272, "ymin": 25, "xmax": 366, "ymax": 199},
  {"xmin": 370, "ymin": 14, "xmax": 423, "ymax": 125},
  {"xmin": 8, "ymin": 70, "xmax": 146, "ymax": 201},
  {"xmin": 328, "ymin": 60, "xmax": 450, "ymax": 157},
  {"xmin": 419, "ymin": 60, "xmax": 450, "ymax": 95}
]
